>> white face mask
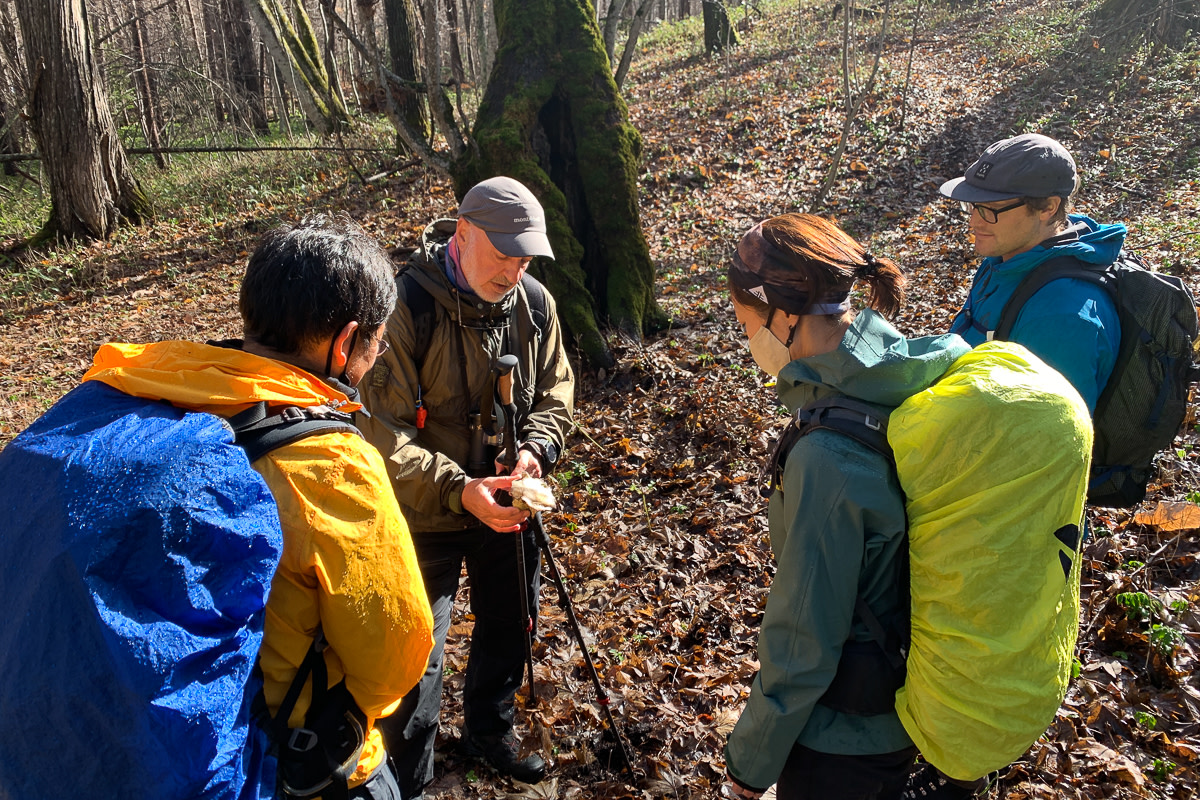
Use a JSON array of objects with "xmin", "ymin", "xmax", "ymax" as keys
[{"xmin": 747, "ymin": 323, "xmax": 794, "ymax": 377}]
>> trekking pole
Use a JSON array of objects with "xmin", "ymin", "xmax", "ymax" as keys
[
  {"xmin": 491, "ymin": 359, "xmax": 637, "ymax": 778},
  {"xmin": 526, "ymin": 512, "xmax": 636, "ymax": 780},
  {"xmin": 495, "ymin": 355, "xmax": 537, "ymax": 707}
]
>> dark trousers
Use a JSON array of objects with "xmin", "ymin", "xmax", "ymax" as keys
[
  {"xmin": 381, "ymin": 525, "xmax": 541, "ymax": 798},
  {"xmin": 775, "ymin": 743, "xmax": 918, "ymax": 800}
]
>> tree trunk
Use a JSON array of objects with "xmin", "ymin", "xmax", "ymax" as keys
[
  {"xmin": 319, "ymin": 0, "xmax": 351, "ymax": 114},
  {"xmin": 0, "ymin": 5, "xmax": 24, "ymax": 176},
  {"xmin": 614, "ymin": 0, "xmax": 653, "ymax": 89},
  {"xmin": 201, "ymin": 0, "xmax": 229, "ymax": 123},
  {"xmin": 475, "ymin": 0, "xmax": 495, "ymax": 79},
  {"xmin": 245, "ymin": 0, "xmax": 351, "ymax": 133},
  {"xmin": 180, "ymin": 0, "xmax": 208, "ymax": 70},
  {"xmin": 0, "ymin": 96, "xmax": 19, "ymax": 178},
  {"xmin": 702, "ymin": 0, "xmax": 736, "ymax": 54},
  {"xmin": 444, "ymin": 0, "xmax": 465, "ymax": 89},
  {"xmin": 13, "ymin": 0, "xmax": 150, "ymax": 243},
  {"xmin": 454, "ymin": 0, "xmax": 668, "ymax": 368},
  {"xmin": 270, "ymin": 56, "xmax": 294, "ymax": 134},
  {"xmin": 423, "ymin": 0, "xmax": 463, "ymax": 159},
  {"xmin": 354, "ymin": 0, "xmax": 382, "ymax": 107},
  {"xmin": 128, "ymin": 0, "xmax": 169, "ymax": 168},
  {"xmin": 456, "ymin": 0, "xmax": 477, "ymax": 86},
  {"xmin": 602, "ymin": 0, "xmax": 629, "ymax": 65},
  {"xmin": 383, "ymin": 0, "xmax": 428, "ymax": 140},
  {"xmin": 205, "ymin": 0, "xmax": 270, "ymax": 133}
]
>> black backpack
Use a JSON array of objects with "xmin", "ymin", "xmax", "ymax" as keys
[
  {"xmin": 763, "ymin": 396, "xmax": 907, "ymax": 717},
  {"xmin": 994, "ymin": 252, "xmax": 1200, "ymax": 508}
]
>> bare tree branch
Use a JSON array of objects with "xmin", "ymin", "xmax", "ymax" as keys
[
  {"xmin": 812, "ymin": 0, "xmax": 891, "ymax": 207},
  {"xmin": 615, "ymin": 0, "xmax": 655, "ymax": 90},
  {"xmin": 94, "ymin": 0, "xmax": 172, "ymax": 45},
  {"xmin": 315, "ymin": 0, "xmax": 451, "ymax": 173}
]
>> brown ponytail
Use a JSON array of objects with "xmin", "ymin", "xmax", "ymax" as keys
[{"xmin": 751, "ymin": 213, "xmax": 906, "ymax": 319}]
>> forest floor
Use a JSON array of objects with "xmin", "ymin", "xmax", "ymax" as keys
[{"xmin": 2, "ymin": 1, "xmax": 1200, "ymax": 798}]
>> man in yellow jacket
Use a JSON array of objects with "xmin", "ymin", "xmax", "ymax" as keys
[{"xmin": 84, "ymin": 216, "xmax": 434, "ymax": 798}]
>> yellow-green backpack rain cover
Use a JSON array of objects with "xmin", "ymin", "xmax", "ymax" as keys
[{"xmin": 890, "ymin": 341, "xmax": 1092, "ymax": 781}]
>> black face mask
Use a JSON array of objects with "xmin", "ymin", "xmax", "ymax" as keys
[{"xmin": 325, "ymin": 328, "xmax": 360, "ymax": 386}]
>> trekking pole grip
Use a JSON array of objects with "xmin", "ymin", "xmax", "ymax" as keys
[{"xmin": 495, "ymin": 354, "xmax": 518, "ymax": 408}]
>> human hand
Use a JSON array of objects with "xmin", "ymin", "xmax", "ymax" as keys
[
  {"xmin": 493, "ymin": 447, "xmax": 543, "ymax": 479},
  {"xmin": 461, "ymin": 475, "xmax": 529, "ymax": 532},
  {"xmin": 720, "ymin": 778, "xmax": 764, "ymax": 800},
  {"xmin": 512, "ymin": 448, "xmax": 543, "ymax": 479}
]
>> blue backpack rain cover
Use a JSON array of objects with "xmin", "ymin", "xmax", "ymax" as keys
[{"xmin": 0, "ymin": 380, "xmax": 282, "ymax": 799}]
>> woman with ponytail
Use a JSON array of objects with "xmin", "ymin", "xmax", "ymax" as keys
[{"xmin": 719, "ymin": 214, "xmax": 971, "ymax": 800}]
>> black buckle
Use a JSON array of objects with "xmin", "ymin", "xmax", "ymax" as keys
[{"xmin": 288, "ymin": 727, "xmax": 319, "ymax": 753}]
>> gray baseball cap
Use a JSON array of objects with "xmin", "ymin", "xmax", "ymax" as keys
[
  {"xmin": 939, "ymin": 133, "xmax": 1078, "ymax": 203},
  {"xmin": 457, "ymin": 176, "xmax": 555, "ymax": 260}
]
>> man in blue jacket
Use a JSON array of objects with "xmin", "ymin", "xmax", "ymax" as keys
[{"xmin": 938, "ymin": 133, "xmax": 1123, "ymax": 413}]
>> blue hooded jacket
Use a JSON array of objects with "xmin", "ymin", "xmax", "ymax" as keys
[{"xmin": 949, "ymin": 214, "xmax": 1124, "ymax": 412}]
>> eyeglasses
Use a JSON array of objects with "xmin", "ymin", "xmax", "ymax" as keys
[
  {"xmin": 960, "ymin": 200, "xmax": 1025, "ymax": 224},
  {"xmin": 374, "ymin": 336, "xmax": 390, "ymax": 356}
]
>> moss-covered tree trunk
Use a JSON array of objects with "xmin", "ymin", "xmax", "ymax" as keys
[
  {"xmin": 246, "ymin": 0, "xmax": 350, "ymax": 134},
  {"xmin": 13, "ymin": 0, "xmax": 150, "ymax": 243},
  {"xmin": 452, "ymin": 0, "xmax": 667, "ymax": 368}
]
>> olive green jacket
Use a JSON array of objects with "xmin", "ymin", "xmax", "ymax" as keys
[{"xmin": 358, "ymin": 220, "xmax": 575, "ymax": 533}]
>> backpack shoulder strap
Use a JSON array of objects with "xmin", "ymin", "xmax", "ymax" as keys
[
  {"xmin": 251, "ymin": 624, "xmax": 366, "ymax": 800},
  {"xmin": 228, "ymin": 402, "xmax": 361, "ymax": 464},
  {"xmin": 400, "ymin": 266, "xmax": 437, "ymax": 365},
  {"xmin": 798, "ymin": 395, "xmax": 893, "ymax": 463},
  {"xmin": 519, "ymin": 273, "xmax": 549, "ymax": 339},
  {"xmin": 767, "ymin": 394, "xmax": 908, "ymax": 715},
  {"xmin": 760, "ymin": 395, "xmax": 893, "ymax": 498},
  {"xmin": 994, "ymin": 254, "xmax": 1111, "ymax": 341}
]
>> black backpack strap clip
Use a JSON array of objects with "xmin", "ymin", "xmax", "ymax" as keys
[
  {"xmin": 760, "ymin": 395, "xmax": 893, "ymax": 498},
  {"xmin": 229, "ymin": 402, "xmax": 361, "ymax": 464},
  {"xmin": 797, "ymin": 396, "xmax": 893, "ymax": 463}
]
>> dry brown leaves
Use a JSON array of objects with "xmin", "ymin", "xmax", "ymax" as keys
[{"xmin": 2, "ymin": 1, "xmax": 1200, "ymax": 799}]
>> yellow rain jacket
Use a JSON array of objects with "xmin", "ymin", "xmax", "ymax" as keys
[{"xmin": 84, "ymin": 340, "xmax": 435, "ymax": 789}]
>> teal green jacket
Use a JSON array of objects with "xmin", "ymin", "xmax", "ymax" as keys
[{"xmin": 725, "ymin": 310, "xmax": 970, "ymax": 791}]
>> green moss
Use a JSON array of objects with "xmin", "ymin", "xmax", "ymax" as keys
[{"xmin": 452, "ymin": 0, "xmax": 666, "ymax": 365}]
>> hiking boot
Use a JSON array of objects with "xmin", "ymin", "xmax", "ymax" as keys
[{"xmin": 462, "ymin": 731, "xmax": 547, "ymax": 784}]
